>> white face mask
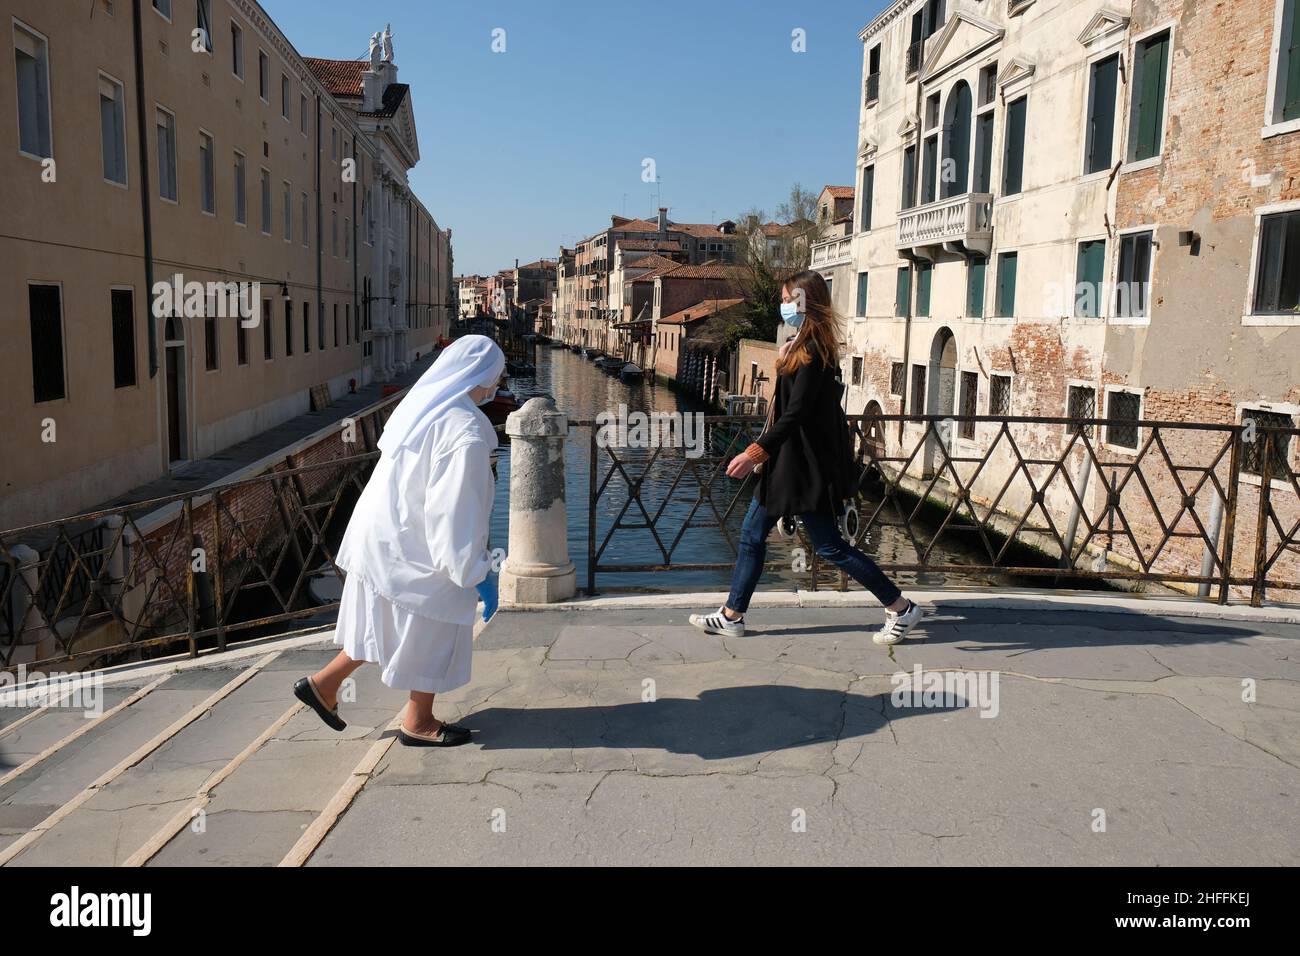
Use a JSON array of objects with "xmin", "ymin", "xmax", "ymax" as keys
[{"xmin": 475, "ymin": 387, "xmax": 496, "ymax": 406}]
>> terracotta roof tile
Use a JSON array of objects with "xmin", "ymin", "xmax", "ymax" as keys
[
  {"xmin": 823, "ymin": 185, "xmax": 855, "ymax": 199},
  {"xmin": 304, "ymin": 57, "xmax": 366, "ymax": 97},
  {"xmin": 659, "ymin": 297, "xmax": 746, "ymax": 326}
]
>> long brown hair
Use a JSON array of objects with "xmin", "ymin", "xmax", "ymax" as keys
[{"xmin": 775, "ymin": 270, "xmax": 844, "ymax": 376}]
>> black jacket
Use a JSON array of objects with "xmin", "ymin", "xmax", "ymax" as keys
[{"xmin": 754, "ymin": 350, "xmax": 855, "ymax": 518}]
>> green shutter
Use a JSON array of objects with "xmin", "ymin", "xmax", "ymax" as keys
[
  {"xmin": 1134, "ymin": 33, "xmax": 1169, "ymax": 160},
  {"xmin": 857, "ymin": 272, "xmax": 869, "ymax": 317},
  {"xmin": 1003, "ymin": 98, "xmax": 1026, "ymax": 195},
  {"xmin": 1286, "ymin": 4, "xmax": 1300, "ymax": 120},
  {"xmin": 1086, "ymin": 56, "xmax": 1119, "ymax": 174},
  {"xmin": 1075, "ymin": 240, "xmax": 1106, "ymax": 317},
  {"xmin": 861, "ymin": 166, "xmax": 875, "ymax": 231},
  {"xmin": 895, "ymin": 267, "xmax": 911, "ymax": 317},
  {"xmin": 917, "ymin": 264, "xmax": 932, "ymax": 317},
  {"xmin": 968, "ymin": 258, "xmax": 986, "ymax": 318},
  {"xmin": 997, "ymin": 253, "xmax": 1018, "ymax": 318}
]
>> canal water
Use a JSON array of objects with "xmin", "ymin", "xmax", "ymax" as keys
[{"xmin": 493, "ymin": 345, "xmax": 1037, "ymax": 595}]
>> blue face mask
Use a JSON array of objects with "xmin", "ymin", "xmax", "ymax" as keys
[{"xmin": 780, "ymin": 301, "xmax": 803, "ymax": 327}]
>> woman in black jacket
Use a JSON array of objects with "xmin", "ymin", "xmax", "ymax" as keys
[{"xmin": 690, "ymin": 271, "xmax": 922, "ymax": 645}]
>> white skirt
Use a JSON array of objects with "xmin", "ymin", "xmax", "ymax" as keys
[{"xmin": 334, "ymin": 573, "xmax": 474, "ymax": 694}]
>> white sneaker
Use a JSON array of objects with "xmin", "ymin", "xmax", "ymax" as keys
[
  {"xmin": 874, "ymin": 600, "xmax": 923, "ymax": 645},
  {"xmin": 689, "ymin": 606, "xmax": 745, "ymax": 637}
]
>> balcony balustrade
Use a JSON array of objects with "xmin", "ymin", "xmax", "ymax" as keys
[{"xmin": 896, "ymin": 192, "xmax": 994, "ymax": 257}]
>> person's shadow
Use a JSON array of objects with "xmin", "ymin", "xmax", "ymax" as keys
[{"xmin": 456, "ymin": 684, "xmax": 965, "ymax": 760}]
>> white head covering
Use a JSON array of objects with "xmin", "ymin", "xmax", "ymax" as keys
[{"xmin": 378, "ymin": 335, "xmax": 505, "ymax": 459}]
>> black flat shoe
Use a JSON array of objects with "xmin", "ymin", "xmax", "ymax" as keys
[
  {"xmin": 293, "ymin": 677, "xmax": 347, "ymax": 732},
  {"xmin": 398, "ymin": 722, "xmax": 472, "ymax": 747}
]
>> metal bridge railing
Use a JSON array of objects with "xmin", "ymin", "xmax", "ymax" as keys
[{"xmin": 580, "ymin": 413, "xmax": 1300, "ymax": 607}]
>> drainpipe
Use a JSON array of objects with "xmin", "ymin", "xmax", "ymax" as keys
[
  {"xmin": 315, "ymin": 95, "xmax": 323, "ymax": 350},
  {"xmin": 131, "ymin": 0, "xmax": 157, "ymax": 379},
  {"xmin": 352, "ymin": 136, "xmax": 358, "ymax": 346}
]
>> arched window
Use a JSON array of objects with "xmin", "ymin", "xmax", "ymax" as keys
[{"xmin": 941, "ymin": 81, "xmax": 973, "ymax": 199}]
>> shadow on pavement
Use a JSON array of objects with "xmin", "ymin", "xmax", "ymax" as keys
[{"xmin": 461, "ymin": 684, "xmax": 963, "ymax": 759}]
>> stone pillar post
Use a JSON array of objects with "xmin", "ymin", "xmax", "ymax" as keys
[{"xmin": 499, "ymin": 397, "xmax": 576, "ymax": 604}]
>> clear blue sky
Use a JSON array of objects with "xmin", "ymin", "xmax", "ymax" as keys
[{"xmin": 262, "ymin": 0, "xmax": 889, "ymax": 276}]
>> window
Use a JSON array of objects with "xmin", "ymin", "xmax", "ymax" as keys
[
  {"xmin": 1085, "ymin": 55, "xmax": 1120, "ymax": 175},
  {"xmin": 303, "ymin": 302, "xmax": 310, "ymax": 352},
  {"xmin": 345, "ymin": 304, "xmax": 352, "ymax": 344},
  {"xmin": 111, "ymin": 289, "xmax": 136, "ymax": 388},
  {"xmin": 332, "ymin": 210, "xmax": 338, "ymax": 256},
  {"xmin": 156, "ymin": 108, "xmax": 177, "ymax": 202},
  {"xmin": 284, "ymin": 300, "xmax": 293, "ymax": 356},
  {"xmin": 1106, "ymin": 389, "xmax": 1142, "ymax": 449},
  {"xmin": 1116, "ymin": 231, "xmax": 1153, "ymax": 318},
  {"xmin": 318, "ymin": 302, "xmax": 325, "ymax": 349},
  {"xmin": 860, "ymin": 165, "xmax": 875, "ymax": 232},
  {"xmin": 911, "ymin": 364, "xmax": 927, "ymax": 414},
  {"xmin": 1240, "ymin": 409, "xmax": 1295, "ymax": 477},
  {"xmin": 331, "ymin": 125, "xmax": 337, "ymax": 160},
  {"xmin": 978, "ymin": 62, "xmax": 998, "ymax": 107},
  {"xmin": 15, "ymin": 22, "xmax": 53, "ymax": 159},
  {"xmin": 199, "ymin": 132, "xmax": 215, "ymax": 214},
  {"xmin": 989, "ymin": 373, "xmax": 1011, "ymax": 416},
  {"xmin": 890, "ymin": 361, "xmax": 906, "ymax": 397},
  {"xmin": 237, "ymin": 311, "xmax": 248, "ymax": 365},
  {"xmin": 281, "ymin": 74, "xmax": 290, "ymax": 120},
  {"xmin": 973, "ymin": 111, "xmax": 994, "ymax": 193},
  {"xmin": 29, "ymin": 284, "xmax": 64, "ymax": 403},
  {"xmin": 941, "ymin": 82, "xmax": 972, "ymax": 199},
  {"xmin": 345, "ymin": 217, "xmax": 351, "ymax": 259},
  {"xmin": 233, "ymin": 151, "xmax": 246, "ymax": 224},
  {"xmin": 851, "ymin": 356, "xmax": 864, "ymax": 386},
  {"xmin": 856, "ymin": 272, "xmax": 869, "ymax": 317},
  {"xmin": 917, "ymin": 263, "xmax": 932, "ymax": 317},
  {"xmin": 260, "ymin": 168, "xmax": 271, "ymax": 234},
  {"xmin": 230, "ymin": 22, "xmax": 243, "ymax": 78},
  {"xmin": 333, "ymin": 303, "xmax": 339, "ymax": 347},
  {"xmin": 1067, "ymin": 384, "xmax": 1096, "ymax": 437},
  {"xmin": 204, "ymin": 312, "xmax": 218, "ymax": 370},
  {"xmin": 901, "ymin": 145, "xmax": 918, "ymax": 210},
  {"xmin": 1252, "ymin": 209, "xmax": 1300, "ymax": 314},
  {"xmin": 196, "ymin": 0, "xmax": 212, "ymax": 52},
  {"xmin": 258, "ymin": 51, "xmax": 269, "ymax": 100},
  {"xmin": 996, "ymin": 252, "xmax": 1018, "ymax": 317},
  {"xmin": 895, "ymin": 267, "xmax": 912, "ymax": 317},
  {"xmin": 866, "ymin": 45, "xmax": 881, "ymax": 104},
  {"xmin": 152, "ymin": 0, "xmax": 171, "ymax": 18},
  {"xmin": 99, "ymin": 75, "xmax": 127, "ymax": 185},
  {"xmin": 1002, "ymin": 97, "xmax": 1027, "ymax": 195},
  {"xmin": 1075, "ymin": 239, "xmax": 1106, "ymax": 318},
  {"xmin": 301, "ymin": 192, "xmax": 309, "ymax": 245},
  {"xmin": 959, "ymin": 371, "xmax": 978, "ymax": 439},
  {"xmin": 1129, "ymin": 30, "xmax": 1170, "ymax": 162},
  {"xmin": 282, "ymin": 181, "xmax": 291, "ymax": 239},
  {"xmin": 262, "ymin": 298, "xmax": 272, "ymax": 359},
  {"xmin": 1267, "ymin": 0, "xmax": 1300, "ymax": 125},
  {"xmin": 921, "ymin": 135, "xmax": 938, "ymax": 205},
  {"xmin": 300, "ymin": 94, "xmax": 308, "ymax": 135},
  {"xmin": 968, "ymin": 257, "xmax": 987, "ymax": 318}
]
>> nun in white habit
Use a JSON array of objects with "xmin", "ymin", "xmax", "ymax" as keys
[{"xmin": 294, "ymin": 335, "xmax": 505, "ymax": 747}]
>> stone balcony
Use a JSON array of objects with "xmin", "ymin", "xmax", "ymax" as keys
[
  {"xmin": 896, "ymin": 192, "xmax": 994, "ymax": 258},
  {"xmin": 810, "ymin": 234, "xmax": 854, "ymax": 270}
]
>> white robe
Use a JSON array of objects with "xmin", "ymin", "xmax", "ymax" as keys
[{"xmin": 334, "ymin": 396, "xmax": 496, "ymax": 692}]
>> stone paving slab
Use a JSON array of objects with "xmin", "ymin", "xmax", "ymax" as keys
[{"xmin": 311, "ymin": 604, "xmax": 1300, "ymax": 866}]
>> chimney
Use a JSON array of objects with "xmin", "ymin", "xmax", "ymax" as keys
[{"xmin": 658, "ymin": 207, "xmax": 668, "ymax": 234}]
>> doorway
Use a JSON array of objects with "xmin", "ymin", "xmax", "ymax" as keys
[{"xmin": 925, "ymin": 327, "xmax": 957, "ymax": 476}]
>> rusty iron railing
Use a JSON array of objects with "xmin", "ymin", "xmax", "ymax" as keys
[
  {"xmin": 0, "ymin": 449, "xmax": 383, "ymax": 673},
  {"xmin": 582, "ymin": 413, "xmax": 1300, "ymax": 606}
]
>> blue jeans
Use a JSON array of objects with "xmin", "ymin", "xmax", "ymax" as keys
[{"xmin": 725, "ymin": 497, "xmax": 902, "ymax": 614}]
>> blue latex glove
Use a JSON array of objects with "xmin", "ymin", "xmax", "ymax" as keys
[{"xmin": 475, "ymin": 574, "xmax": 499, "ymax": 622}]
